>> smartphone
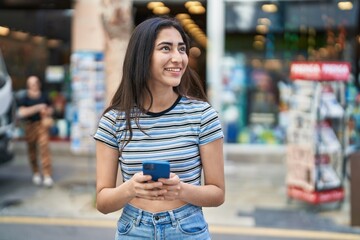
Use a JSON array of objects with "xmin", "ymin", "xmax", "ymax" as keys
[{"xmin": 142, "ymin": 161, "xmax": 170, "ymax": 181}]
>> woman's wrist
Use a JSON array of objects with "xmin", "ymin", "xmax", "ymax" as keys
[
  {"xmin": 178, "ymin": 181, "xmax": 187, "ymax": 202},
  {"xmin": 123, "ymin": 180, "xmax": 136, "ymax": 200}
]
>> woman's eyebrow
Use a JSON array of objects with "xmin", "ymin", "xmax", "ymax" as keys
[{"xmin": 157, "ymin": 41, "xmax": 185, "ymax": 46}]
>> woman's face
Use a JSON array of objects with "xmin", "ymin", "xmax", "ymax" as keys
[{"xmin": 149, "ymin": 27, "xmax": 188, "ymax": 91}]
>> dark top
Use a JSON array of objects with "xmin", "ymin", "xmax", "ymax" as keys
[{"xmin": 17, "ymin": 93, "xmax": 51, "ymax": 122}]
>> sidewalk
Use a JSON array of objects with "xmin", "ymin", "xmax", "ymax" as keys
[{"xmin": 1, "ymin": 140, "xmax": 360, "ymax": 236}]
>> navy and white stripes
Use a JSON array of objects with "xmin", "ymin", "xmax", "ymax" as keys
[{"xmin": 94, "ymin": 96, "xmax": 223, "ymax": 185}]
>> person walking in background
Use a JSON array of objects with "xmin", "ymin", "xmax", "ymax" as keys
[
  {"xmin": 17, "ymin": 75, "xmax": 54, "ymax": 187},
  {"xmin": 94, "ymin": 16, "xmax": 225, "ymax": 239}
]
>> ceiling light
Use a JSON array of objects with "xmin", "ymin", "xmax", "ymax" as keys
[
  {"xmin": 256, "ymin": 25, "xmax": 269, "ymax": 34},
  {"xmin": 47, "ymin": 39, "xmax": 62, "ymax": 48},
  {"xmin": 11, "ymin": 31, "xmax": 29, "ymax": 40},
  {"xmin": 185, "ymin": 1, "xmax": 202, "ymax": 9},
  {"xmin": 198, "ymin": 37, "xmax": 207, "ymax": 48},
  {"xmin": 253, "ymin": 41, "xmax": 264, "ymax": 50},
  {"xmin": 184, "ymin": 23, "xmax": 198, "ymax": 31},
  {"xmin": 254, "ymin": 35, "xmax": 266, "ymax": 42},
  {"xmin": 338, "ymin": 1, "xmax": 353, "ymax": 10},
  {"xmin": 0, "ymin": 26, "xmax": 10, "ymax": 36},
  {"xmin": 153, "ymin": 6, "xmax": 170, "ymax": 15},
  {"xmin": 262, "ymin": 3, "xmax": 278, "ymax": 13},
  {"xmin": 189, "ymin": 27, "xmax": 203, "ymax": 35},
  {"xmin": 257, "ymin": 18, "xmax": 271, "ymax": 26},
  {"xmin": 32, "ymin": 36, "xmax": 46, "ymax": 44},
  {"xmin": 197, "ymin": 34, "xmax": 207, "ymax": 39},
  {"xmin": 180, "ymin": 18, "xmax": 194, "ymax": 26},
  {"xmin": 176, "ymin": 13, "xmax": 191, "ymax": 20},
  {"xmin": 188, "ymin": 5, "xmax": 206, "ymax": 14},
  {"xmin": 196, "ymin": 33, "xmax": 207, "ymax": 41},
  {"xmin": 147, "ymin": 2, "xmax": 164, "ymax": 10}
]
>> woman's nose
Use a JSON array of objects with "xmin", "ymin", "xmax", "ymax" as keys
[{"xmin": 171, "ymin": 51, "xmax": 182, "ymax": 62}]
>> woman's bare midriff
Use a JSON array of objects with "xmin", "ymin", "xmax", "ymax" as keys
[{"xmin": 129, "ymin": 198, "xmax": 187, "ymax": 213}]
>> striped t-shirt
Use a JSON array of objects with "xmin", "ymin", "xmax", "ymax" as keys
[{"xmin": 93, "ymin": 96, "xmax": 223, "ymax": 186}]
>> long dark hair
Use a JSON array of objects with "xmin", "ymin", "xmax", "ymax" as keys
[{"xmin": 104, "ymin": 16, "xmax": 207, "ymax": 149}]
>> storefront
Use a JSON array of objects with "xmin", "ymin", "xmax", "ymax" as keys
[
  {"xmin": 1, "ymin": 0, "xmax": 359, "ymax": 149},
  {"xmin": 0, "ymin": 3, "xmax": 72, "ymax": 141},
  {"xmin": 132, "ymin": 0, "xmax": 360, "ymax": 148},
  {"xmin": 221, "ymin": 0, "xmax": 360, "ymax": 145}
]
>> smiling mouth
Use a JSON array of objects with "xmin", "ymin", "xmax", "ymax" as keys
[{"xmin": 165, "ymin": 68, "xmax": 181, "ymax": 72}]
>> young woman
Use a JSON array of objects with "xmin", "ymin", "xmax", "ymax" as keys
[{"xmin": 94, "ymin": 16, "xmax": 225, "ymax": 240}]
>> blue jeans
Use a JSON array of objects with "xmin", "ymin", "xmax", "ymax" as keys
[{"xmin": 115, "ymin": 203, "xmax": 211, "ymax": 240}]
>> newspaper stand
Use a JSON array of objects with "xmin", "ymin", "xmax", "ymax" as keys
[{"xmin": 286, "ymin": 62, "xmax": 351, "ymax": 205}]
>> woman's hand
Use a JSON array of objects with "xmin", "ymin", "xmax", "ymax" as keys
[
  {"xmin": 129, "ymin": 172, "xmax": 167, "ymax": 200},
  {"xmin": 157, "ymin": 173, "xmax": 182, "ymax": 201}
]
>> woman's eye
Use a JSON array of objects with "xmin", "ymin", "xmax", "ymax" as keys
[
  {"xmin": 179, "ymin": 47, "xmax": 186, "ymax": 53},
  {"xmin": 161, "ymin": 46, "xmax": 170, "ymax": 51}
]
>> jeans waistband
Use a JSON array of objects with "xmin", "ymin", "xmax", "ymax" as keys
[{"xmin": 122, "ymin": 204, "xmax": 202, "ymax": 227}]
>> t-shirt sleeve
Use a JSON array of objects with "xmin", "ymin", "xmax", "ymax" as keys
[
  {"xmin": 93, "ymin": 110, "xmax": 119, "ymax": 149},
  {"xmin": 16, "ymin": 97, "xmax": 25, "ymax": 107},
  {"xmin": 17, "ymin": 95, "xmax": 26, "ymax": 107},
  {"xmin": 199, "ymin": 104, "xmax": 224, "ymax": 145}
]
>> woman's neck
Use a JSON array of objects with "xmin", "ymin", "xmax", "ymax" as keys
[{"xmin": 144, "ymin": 91, "xmax": 179, "ymax": 113}]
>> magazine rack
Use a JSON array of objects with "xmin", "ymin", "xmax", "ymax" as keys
[{"xmin": 286, "ymin": 62, "xmax": 351, "ymax": 204}]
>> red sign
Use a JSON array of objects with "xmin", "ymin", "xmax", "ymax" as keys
[
  {"xmin": 290, "ymin": 62, "xmax": 351, "ymax": 81},
  {"xmin": 287, "ymin": 186, "xmax": 344, "ymax": 204}
]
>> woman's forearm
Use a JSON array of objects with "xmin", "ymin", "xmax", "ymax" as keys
[
  {"xmin": 96, "ymin": 180, "xmax": 134, "ymax": 214},
  {"xmin": 179, "ymin": 183, "xmax": 225, "ymax": 207}
]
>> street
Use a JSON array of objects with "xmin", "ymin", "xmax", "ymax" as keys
[
  {"xmin": 0, "ymin": 141, "xmax": 360, "ymax": 240},
  {"xmin": 0, "ymin": 216, "xmax": 359, "ymax": 240}
]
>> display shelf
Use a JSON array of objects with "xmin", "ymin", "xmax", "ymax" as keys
[
  {"xmin": 286, "ymin": 61, "xmax": 351, "ymax": 205},
  {"xmin": 70, "ymin": 51, "xmax": 105, "ymax": 154},
  {"xmin": 287, "ymin": 185, "xmax": 345, "ymax": 205}
]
